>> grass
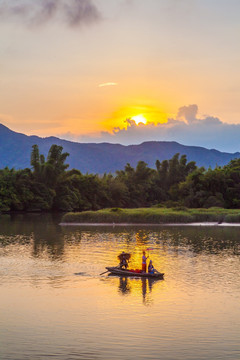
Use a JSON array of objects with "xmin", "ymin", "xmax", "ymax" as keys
[{"xmin": 61, "ymin": 207, "xmax": 240, "ymax": 224}]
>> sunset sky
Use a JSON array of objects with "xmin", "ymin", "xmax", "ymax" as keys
[{"xmin": 1, "ymin": 0, "xmax": 240, "ymax": 151}]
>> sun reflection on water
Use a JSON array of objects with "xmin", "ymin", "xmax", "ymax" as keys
[
  {"xmin": 115, "ymin": 276, "xmax": 164, "ymax": 306},
  {"xmin": 1, "ymin": 215, "xmax": 240, "ymax": 360}
]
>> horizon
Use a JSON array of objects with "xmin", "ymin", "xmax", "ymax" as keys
[
  {"xmin": 1, "ymin": 1, "xmax": 240, "ymax": 152},
  {"xmin": 1, "ymin": 121, "xmax": 240, "ymax": 155}
]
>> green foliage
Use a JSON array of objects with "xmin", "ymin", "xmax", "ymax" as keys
[
  {"xmin": 62, "ymin": 207, "xmax": 240, "ymax": 224},
  {"xmin": 1, "ymin": 145, "xmax": 240, "ymax": 214},
  {"xmin": 110, "ymin": 207, "xmax": 123, "ymax": 212},
  {"xmin": 224, "ymin": 213, "xmax": 240, "ymax": 223}
]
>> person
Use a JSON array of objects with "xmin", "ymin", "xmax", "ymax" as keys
[
  {"xmin": 148, "ymin": 260, "xmax": 155, "ymax": 274},
  {"xmin": 142, "ymin": 250, "xmax": 148, "ymax": 272},
  {"xmin": 119, "ymin": 251, "xmax": 128, "ymax": 269}
]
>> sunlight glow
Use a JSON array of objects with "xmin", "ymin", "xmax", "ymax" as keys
[
  {"xmin": 101, "ymin": 105, "xmax": 169, "ymax": 133},
  {"xmin": 131, "ymin": 114, "xmax": 147, "ymax": 125}
]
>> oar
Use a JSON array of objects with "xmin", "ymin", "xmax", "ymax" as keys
[
  {"xmin": 100, "ymin": 265, "xmax": 120, "ymax": 276},
  {"xmin": 100, "ymin": 269, "xmax": 109, "ymax": 275}
]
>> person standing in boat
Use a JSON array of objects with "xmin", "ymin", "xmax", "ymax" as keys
[
  {"xmin": 119, "ymin": 251, "xmax": 129, "ymax": 269},
  {"xmin": 142, "ymin": 251, "xmax": 148, "ymax": 272}
]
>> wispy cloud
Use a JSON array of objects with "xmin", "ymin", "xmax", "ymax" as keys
[
  {"xmin": 98, "ymin": 82, "xmax": 118, "ymax": 88},
  {"xmin": 63, "ymin": 105, "xmax": 240, "ymax": 153},
  {"xmin": 0, "ymin": 0, "xmax": 101, "ymax": 27}
]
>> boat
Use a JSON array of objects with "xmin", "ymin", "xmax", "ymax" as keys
[{"xmin": 106, "ymin": 266, "xmax": 164, "ymax": 279}]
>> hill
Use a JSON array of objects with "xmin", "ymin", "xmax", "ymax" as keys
[{"xmin": 0, "ymin": 123, "xmax": 239, "ymax": 173}]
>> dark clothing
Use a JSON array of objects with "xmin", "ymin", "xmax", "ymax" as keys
[{"xmin": 120, "ymin": 257, "xmax": 128, "ymax": 269}]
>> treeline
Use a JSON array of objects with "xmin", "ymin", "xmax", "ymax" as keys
[{"xmin": 0, "ymin": 144, "xmax": 240, "ymax": 212}]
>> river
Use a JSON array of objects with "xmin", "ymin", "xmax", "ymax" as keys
[{"xmin": 0, "ymin": 213, "xmax": 239, "ymax": 360}]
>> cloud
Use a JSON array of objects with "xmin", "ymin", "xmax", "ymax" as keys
[
  {"xmin": 177, "ymin": 104, "xmax": 198, "ymax": 123},
  {"xmin": 0, "ymin": 0, "xmax": 101, "ymax": 27},
  {"xmin": 98, "ymin": 82, "xmax": 118, "ymax": 88},
  {"xmin": 176, "ymin": 104, "xmax": 222, "ymax": 126},
  {"xmin": 63, "ymin": 105, "xmax": 240, "ymax": 153}
]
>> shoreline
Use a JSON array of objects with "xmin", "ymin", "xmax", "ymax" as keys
[
  {"xmin": 62, "ymin": 207, "xmax": 240, "ymax": 226},
  {"xmin": 60, "ymin": 222, "xmax": 240, "ymax": 227}
]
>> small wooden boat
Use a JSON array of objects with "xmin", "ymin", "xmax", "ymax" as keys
[{"xmin": 106, "ymin": 267, "xmax": 164, "ymax": 279}]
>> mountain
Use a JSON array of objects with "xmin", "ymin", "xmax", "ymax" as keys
[{"xmin": 0, "ymin": 123, "xmax": 239, "ymax": 173}]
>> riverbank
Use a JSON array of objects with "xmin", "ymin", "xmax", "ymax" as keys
[{"xmin": 61, "ymin": 207, "xmax": 240, "ymax": 225}]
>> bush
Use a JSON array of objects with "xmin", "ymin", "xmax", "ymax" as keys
[
  {"xmin": 174, "ymin": 206, "xmax": 188, "ymax": 211},
  {"xmin": 203, "ymin": 196, "xmax": 225, "ymax": 208},
  {"xmin": 110, "ymin": 207, "xmax": 122, "ymax": 212},
  {"xmin": 224, "ymin": 214, "xmax": 240, "ymax": 223}
]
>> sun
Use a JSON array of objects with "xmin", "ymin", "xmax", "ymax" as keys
[{"xmin": 131, "ymin": 114, "xmax": 147, "ymax": 125}]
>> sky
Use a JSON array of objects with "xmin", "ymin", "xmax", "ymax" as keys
[{"xmin": 0, "ymin": 0, "xmax": 240, "ymax": 152}]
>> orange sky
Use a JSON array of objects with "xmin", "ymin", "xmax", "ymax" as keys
[{"xmin": 0, "ymin": 0, "xmax": 240, "ymax": 151}]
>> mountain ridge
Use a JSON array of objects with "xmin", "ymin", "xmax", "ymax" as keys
[{"xmin": 0, "ymin": 124, "xmax": 239, "ymax": 173}]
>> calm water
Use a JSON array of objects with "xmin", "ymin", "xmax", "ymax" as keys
[{"xmin": 0, "ymin": 214, "xmax": 240, "ymax": 360}]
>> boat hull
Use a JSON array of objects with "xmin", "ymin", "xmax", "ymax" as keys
[{"xmin": 106, "ymin": 267, "xmax": 164, "ymax": 279}]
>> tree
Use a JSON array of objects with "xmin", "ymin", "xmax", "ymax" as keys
[
  {"xmin": 44, "ymin": 145, "xmax": 69, "ymax": 187},
  {"xmin": 115, "ymin": 161, "xmax": 154, "ymax": 207}
]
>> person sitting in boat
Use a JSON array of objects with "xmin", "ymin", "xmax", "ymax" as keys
[
  {"xmin": 148, "ymin": 260, "xmax": 155, "ymax": 274},
  {"xmin": 118, "ymin": 251, "xmax": 130, "ymax": 269},
  {"xmin": 142, "ymin": 250, "xmax": 149, "ymax": 273}
]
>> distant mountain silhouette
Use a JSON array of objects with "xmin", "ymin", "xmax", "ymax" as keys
[{"xmin": 0, "ymin": 123, "xmax": 239, "ymax": 173}]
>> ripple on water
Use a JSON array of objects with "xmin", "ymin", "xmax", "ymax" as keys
[{"xmin": 0, "ymin": 219, "xmax": 240, "ymax": 360}]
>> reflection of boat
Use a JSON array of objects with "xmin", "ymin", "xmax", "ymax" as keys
[{"xmin": 106, "ymin": 267, "xmax": 164, "ymax": 279}]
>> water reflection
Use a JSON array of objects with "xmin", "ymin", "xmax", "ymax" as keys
[
  {"xmin": 0, "ymin": 214, "xmax": 240, "ymax": 282},
  {"xmin": 114, "ymin": 275, "xmax": 162, "ymax": 305},
  {"xmin": 157, "ymin": 227, "xmax": 240, "ymax": 255},
  {"xmin": 2, "ymin": 213, "xmax": 239, "ymax": 258},
  {"xmin": 1, "ymin": 215, "xmax": 240, "ymax": 360},
  {"xmin": 118, "ymin": 276, "xmax": 131, "ymax": 295},
  {"xmin": 32, "ymin": 223, "xmax": 64, "ymax": 260},
  {"xmin": 0, "ymin": 213, "xmax": 66, "ymax": 260},
  {"xmin": 61, "ymin": 225, "xmax": 240, "ymax": 256}
]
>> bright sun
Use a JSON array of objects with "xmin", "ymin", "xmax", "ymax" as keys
[{"xmin": 131, "ymin": 114, "xmax": 147, "ymax": 125}]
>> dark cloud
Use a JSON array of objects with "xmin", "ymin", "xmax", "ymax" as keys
[
  {"xmin": 64, "ymin": 0, "xmax": 100, "ymax": 27},
  {"xmin": 0, "ymin": 0, "xmax": 101, "ymax": 27},
  {"xmin": 66, "ymin": 105, "xmax": 240, "ymax": 153}
]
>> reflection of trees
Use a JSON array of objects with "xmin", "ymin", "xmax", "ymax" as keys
[
  {"xmin": 60, "ymin": 225, "xmax": 240, "ymax": 256},
  {"xmin": 0, "ymin": 213, "xmax": 65, "ymax": 260},
  {"xmin": 1, "ymin": 215, "xmax": 239, "ymax": 263},
  {"xmin": 32, "ymin": 220, "xmax": 64, "ymax": 259},
  {"xmin": 160, "ymin": 226, "xmax": 240, "ymax": 255}
]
